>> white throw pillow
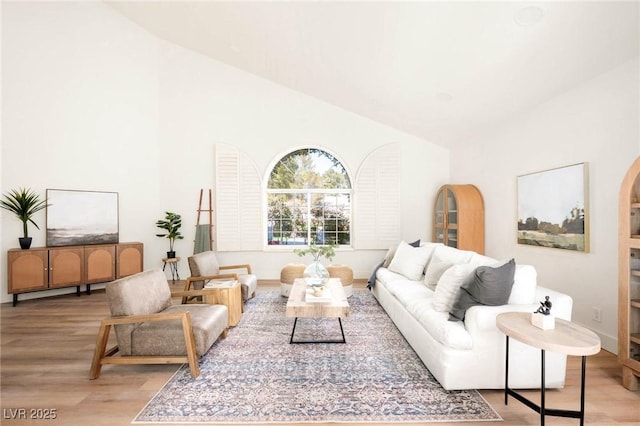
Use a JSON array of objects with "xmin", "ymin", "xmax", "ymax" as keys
[
  {"xmin": 387, "ymin": 241, "xmax": 433, "ymax": 281},
  {"xmin": 424, "ymin": 245, "xmax": 474, "ymax": 289},
  {"xmin": 432, "ymin": 263, "xmax": 476, "ymax": 312},
  {"xmin": 508, "ymin": 264, "xmax": 537, "ymax": 304}
]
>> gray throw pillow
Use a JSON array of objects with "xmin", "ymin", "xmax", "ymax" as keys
[{"xmin": 449, "ymin": 258, "xmax": 516, "ymax": 321}]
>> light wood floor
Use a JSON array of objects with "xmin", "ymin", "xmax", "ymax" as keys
[{"xmin": 1, "ymin": 281, "xmax": 638, "ymax": 426}]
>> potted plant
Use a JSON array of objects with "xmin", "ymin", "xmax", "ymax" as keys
[
  {"xmin": 294, "ymin": 243, "xmax": 336, "ymax": 284},
  {"xmin": 0, "ymin": 187, "xmax": 48, "ymax": 249},
  {"xmin": 155, "ymin": 211, "xmax": 184, "ymax": 258}
]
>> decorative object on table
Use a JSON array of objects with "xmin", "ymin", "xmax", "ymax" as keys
[
  {"xmin": 531, "ymin": 295, "xmax": 555, "ymax": 330},
  {"xmin": 46, "ymin": 189, "xmax": 119, "ymax": 247},
  {"xmin": 155, "ymin": 211, "xmax": 184, "ymax": 258},
  {"xmin": 517, "ymin": 162, "xmax": 589, "ymax": 252},
  {"xmin": 294, "ymin": 243, "xmax": 335, "ymax": 285},
  {"xmin": 0, "ymin": 187, "xmax": 48, "ymax": 249}
]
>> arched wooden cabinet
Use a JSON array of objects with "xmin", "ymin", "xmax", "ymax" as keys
[
  {"xmin": 432, "ymin": 184, "xmax": 484, "ymax": 254},
  {"xmin": 619, "ymin": 157, "xmax": 640, "ymax": 390}
]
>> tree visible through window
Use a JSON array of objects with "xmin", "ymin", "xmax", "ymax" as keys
[{"xmin": 267, "ymin": 148, "xmax": 351, "ymax": 246}]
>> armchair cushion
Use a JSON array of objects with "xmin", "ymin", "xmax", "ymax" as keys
[{"xmin": 132, "ymin": 304, "xmax": 228, "ymax": 356}]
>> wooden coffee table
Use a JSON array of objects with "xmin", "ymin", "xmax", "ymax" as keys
[{"xmin": 285, "ymin": 278, "xmax": 350, "ymax": 344}]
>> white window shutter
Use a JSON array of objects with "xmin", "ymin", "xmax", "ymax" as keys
[
  {"xmin": 215, "ymin": 144, "xmax": 262, "ymax": 251},
  {"xmin": 354, "ymin": 144, "xmax": 401, "ymax": 249}
]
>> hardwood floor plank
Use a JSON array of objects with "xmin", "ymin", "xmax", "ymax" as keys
[{"xmin": 1, "ymin": 281, "xmax": 638, "ymax": 425}]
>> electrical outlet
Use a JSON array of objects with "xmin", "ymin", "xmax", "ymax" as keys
[{"xmin": 592, "ymin": 307, "xmax": 602, "ymax": 322}]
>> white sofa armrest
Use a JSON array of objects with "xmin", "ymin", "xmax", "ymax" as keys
[
  {"xmin": 465, "ymin": 304, "xmax": 537, "ymax": 336},
  {"xmin": 464, "ymin": 286, "xmax": 573, "ymax": 336}
]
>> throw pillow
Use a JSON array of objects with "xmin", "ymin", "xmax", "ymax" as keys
[
  {"xmin": 424, "ymin": 245, "xmax": 474, "ymax": 290},
  {"xmin": 508, "ymin": 264, "xmax": 537, "ymax": 304},
  {"xmin": 449, "ymin": 258, "xmax": 516, "ymax": 321},
  {"xmin": 387, "ymin": 241, "xmax": 432, "ymax": 281},
  {"xmin": 383, "ymin": 239, "xmax": 420, "ymax": 268},
  {"xmin": 432, "ymin": 263, "xmax": 477, "ymax": 312}
]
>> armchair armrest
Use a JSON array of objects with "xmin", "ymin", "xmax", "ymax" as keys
[
  {"xmin": 184, "ymin": 273, "xmax": 239, "ymax": 290},
  {"xmin": 102, "ymin": 310, "xmax": 191, "ymax": 326},
  {"xmin": 220, "ymin": 264, "xmax": 253, "ymax": 274}
]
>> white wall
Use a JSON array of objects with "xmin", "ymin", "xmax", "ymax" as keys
[
  {"xmin": 450, "ymin": 58, "xmax": 640, "ymax": 353},
  {"xmin": 0, "ymin": 1, "xmax": 449, "ymax": 303}
]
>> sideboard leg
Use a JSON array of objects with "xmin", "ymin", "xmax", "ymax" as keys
[{"xmin": 13, "ymin": 294, "xmax": 18, "ymax": 307}]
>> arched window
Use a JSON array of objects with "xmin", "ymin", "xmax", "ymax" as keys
[{"xmin": 267, "ymin": 148, "xmax": 351, "ymax": 247}]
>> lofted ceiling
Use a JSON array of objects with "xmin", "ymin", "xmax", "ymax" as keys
[{"xmin": 108, "ymin": 1, "xmax": 640, "ymax": 148}]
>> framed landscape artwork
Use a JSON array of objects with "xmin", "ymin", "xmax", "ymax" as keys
[
  {"xmin": 46, "ymin": 189, "xmax": 119, "ymax": 247},
  {"xmin": 517, "ymin": 162, "xmax": 589, "ymax": 252}
]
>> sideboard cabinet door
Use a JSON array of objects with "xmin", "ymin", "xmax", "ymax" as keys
[
  {"xmin": 8, "ymin": 249, "xmax": 48, "ymax": 293},
  {"xmin": 116, "ymin": 242, "xmax": 143, "ymax": 278},
  {"xmin": 85, "ymin": 245, "xmax": 116, "ymax": 284},
  {"xmin": 48, "ymin": 247, "xmax": 84, "ymax": 288}
]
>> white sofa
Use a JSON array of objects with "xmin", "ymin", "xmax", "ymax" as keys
[{"xmin": 370, "ymin": 241, "xmax": 573, "ymax": 391}]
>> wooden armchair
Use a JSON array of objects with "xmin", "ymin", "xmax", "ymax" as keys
[
  {"xmin": 187, "ymin": 251, "xmax": 257, "ymax": 302},
  {"xmin": 89, "ymin": 269, "xmax": 229, "ymax": 379}
]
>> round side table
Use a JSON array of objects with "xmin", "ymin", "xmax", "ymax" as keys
[{"xmin": 496, "ymin": 312, "xmax": 601, "ymax": 426}]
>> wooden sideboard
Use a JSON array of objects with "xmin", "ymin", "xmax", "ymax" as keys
[{"xmin": 7, "ymin": 242, "xmax": 143, "ymax": 306}]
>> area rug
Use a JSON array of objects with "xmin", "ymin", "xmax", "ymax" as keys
[{"xmin": 133, "ymin": 290, "xmax": 501, "ymax": 424}]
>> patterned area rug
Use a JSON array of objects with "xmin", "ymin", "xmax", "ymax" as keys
[{"xmin": 134, "ymin": 290, "xmax": 501, "ymax": 424}]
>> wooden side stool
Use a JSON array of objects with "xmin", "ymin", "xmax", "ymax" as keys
[
  {"xmin": 280, "ymin": 263, "xmax": 306, "ymax": 297},
  {"xmin": 327, "ymin": 264, "xmax": 354, "ymax": 297}
]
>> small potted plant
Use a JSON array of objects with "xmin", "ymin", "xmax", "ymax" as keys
[
  {"xmin": 155, "ymin": 211, "xmax": 184, "ymax": 258},
  {"xmin": 0, "ymin": 187, "xmax": 48, "ymax": 249}
]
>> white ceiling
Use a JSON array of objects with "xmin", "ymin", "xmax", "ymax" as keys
[{"xmin": 108, "ymin": 1, "xmax": 640, "ymax": 148}]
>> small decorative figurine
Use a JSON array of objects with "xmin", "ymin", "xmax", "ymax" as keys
[
  {"xmin": 531, "ymin": 295, "xmax": 555, "ymax": 330},
  {"xmin": 535, "ymin": 296, "xmax": 552, "ymax": 315}
]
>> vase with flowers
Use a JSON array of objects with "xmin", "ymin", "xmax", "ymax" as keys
[{"xmin": 294, "ymin": 243, "xmax": 336, "ymax": 286}]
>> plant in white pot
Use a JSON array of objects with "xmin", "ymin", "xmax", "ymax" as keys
[
  {"xmin": 0, "ymin": 187, "xmax": 48, "ymax": 249},
  {"xmin": 155, "ymin": 211, "xmax": 184, "ymax": 258}
]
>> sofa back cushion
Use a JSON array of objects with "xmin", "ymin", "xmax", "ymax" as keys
[{"xmin": 387, "ymin": 241, "xmax": 437, "ymax": 280}]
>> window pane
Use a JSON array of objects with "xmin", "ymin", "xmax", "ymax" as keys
[
  {"xmin": 268, "ymin": 148, "xmax": 350, "ymax": 189},
  {"xmin": 267, "ymin": 193, "xmax": 308, "ymax": 245}
]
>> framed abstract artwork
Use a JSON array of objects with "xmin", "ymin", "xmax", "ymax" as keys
[
  {"xmin": 46, "ymin": 189, "xmax": 119, "ymax": 247},
  {"xmin": 517, "ymin": 162, "xmax": 589, "ymax": 252}
]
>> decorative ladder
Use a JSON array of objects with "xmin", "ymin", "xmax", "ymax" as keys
[{"xmin": 195, "ymin": 189, "xmax": 214, "ymax": 252}]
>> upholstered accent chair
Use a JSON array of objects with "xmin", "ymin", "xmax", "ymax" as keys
[
  {"xmin": 89, "ymin": 269, "xmax": 229, "ymax": 379},
  {"xmin": 186, "ymin": 251, "xmax": 257, "ymax": 302}
]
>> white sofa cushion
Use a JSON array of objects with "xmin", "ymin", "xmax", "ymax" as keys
[
  {"xmin": 405, "ymin": 298, "xmax": 473, "ymax": 350},
  {"xmin": 509, "ymin": 264, "xmax": 537, "ymax": 304},
  {"xmin": 386, "ymin": 279, "xmax": 434, "ymax": 306},
  {"xmin": 432, "ymin": 263, "xmax": 476, "ymax": 312},
  {"xmin": 387, "ymin": 241, "xmax": 436, "ymax": 280},
  {"xmin": 424, "ymin": 245, "xmax": 474, "ymax": 289}
]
